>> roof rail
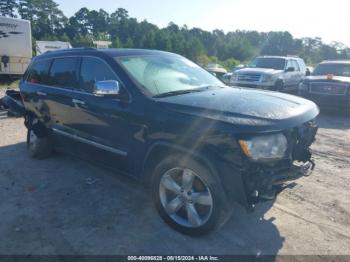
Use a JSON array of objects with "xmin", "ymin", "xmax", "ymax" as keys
[{"xmin": 45, "ymin": 47, "xmax": 97, "ymax": 54}]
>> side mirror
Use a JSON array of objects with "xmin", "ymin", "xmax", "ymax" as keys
[
  {"xmin": 286, "ymin": 67, "xmax": 295, "ymax": 72},
  {"xmin": 94, "ymin": 80, "xmax": 120, "ymax": 96}
]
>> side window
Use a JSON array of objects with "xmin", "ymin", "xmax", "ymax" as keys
[
  {"xmin": 79, "ymin": 57, "xmax": 117, "ymax": 93},
  {"xmin": 27, "ymin": 60, "xmax": 52, "ymax": 85},
  {"xmin": 292, "ymin": 60, "xmax": 300, "ymax": 71},
  {"xmin": 286, "ymin": 60, "xmax": 293, "ymax": 70},
  {"xmin": 49, "ymin": 58, "xmax": 79, "ymax": 89}
]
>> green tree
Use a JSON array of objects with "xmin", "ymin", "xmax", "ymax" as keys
[
  {"xmin": 18, "ymin": 0, "xmax": 67, "ymax": 39},
  {"xmin": 8, "ymin": 0, "xmax": 349, "ymax": 64},
  {"xmin": 0, "ymin": 0, "xmax": 18, "ymax": 17}
]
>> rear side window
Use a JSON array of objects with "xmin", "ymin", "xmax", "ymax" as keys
[
  {"xmin": 27, "ymin": 60, "xmax": 52, "ymax": 85},
  {"xmin": 78, "ymin": 57, "xmax": 117, "ymax": 93},
  {"xmin": 49, "ymin": 58, "xmax": 79, "ymax": 89}
]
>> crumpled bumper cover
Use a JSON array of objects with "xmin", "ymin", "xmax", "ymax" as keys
[{"xmin": 245, "ymin": 160, "xmax": 315, "ymax": 205}]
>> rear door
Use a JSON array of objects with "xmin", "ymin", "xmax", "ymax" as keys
[
  {"xmin": 21, "ymin": 59, "xmax": 52, "ymax": 119},
  {"xmin": 44, "ymin": 57, "xmax": 79, "ymax": 133}
]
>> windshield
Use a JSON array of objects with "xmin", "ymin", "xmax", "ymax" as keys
[
  {"xmin": 249, "ymin": 57, "xmax": 286, "ymax": 70},
  {"xmin": 116, "ymin": 55, "xmax": 223, "ymax": 96},
  {"xmin": 313, "ymin": 63, "xmax": 350, "ymax": 77}
]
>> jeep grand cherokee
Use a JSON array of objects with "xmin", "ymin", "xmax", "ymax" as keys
[{"xmin": 9, "ymin": 48, "xmax": 319, "ymax": 235}]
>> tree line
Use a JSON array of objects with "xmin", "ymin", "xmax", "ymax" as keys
[{"xmin": 1, "ymin": 0, "xmax": 350, "ymax": 69}]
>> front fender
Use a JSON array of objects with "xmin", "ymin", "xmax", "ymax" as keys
[{"xmin": 142, "ymin": 141, "xmax": 249, "ymax": 208}]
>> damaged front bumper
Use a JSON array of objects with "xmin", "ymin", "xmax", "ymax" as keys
[
  {"xmin": 243, "ymin": 120, "xmax": 318, "ymax": 205},
  {"xmin": 243, "ymin": 160, "xmax": 315, "ymax": 206}
]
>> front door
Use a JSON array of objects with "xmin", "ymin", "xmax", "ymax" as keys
[{"xmin": 68, "ymin": 56, "xmax": 137, "ymax": 173}]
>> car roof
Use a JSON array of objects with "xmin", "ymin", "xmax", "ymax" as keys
[
  {"xmin": 320, "ymin": 60, "xmax": 350, "ymax": 65},
  {"xmin": 37, "ymin": 48, "xmax": 177, "ymax": 58},
  {"xmin": 257, "ymin": 55, "xmax": 300, "ymax": 60}
]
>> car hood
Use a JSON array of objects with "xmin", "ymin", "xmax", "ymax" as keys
[
  {"xmin": 306, "ymin": 75, "xmax": 350, "ymax": 83},
  {"xmin": 236, "ymin": 67, "xmax": 283, "ymax": 75},
  {"xmin": 155, "ymin": 87, "xmax": 319, "ymax": 133}
]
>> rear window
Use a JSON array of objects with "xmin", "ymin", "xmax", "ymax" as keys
[
  {"xmin": 49, "ymin": 58, "xmax": 79, "ymax": 89},
  {"xmin": 27, "ymin": 60, "xmax": 52, "ymax": 85}
]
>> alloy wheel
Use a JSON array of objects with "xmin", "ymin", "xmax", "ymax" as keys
[{"xmin": 159, "ymin": 168, "xmax": 213, "ymax": 228}]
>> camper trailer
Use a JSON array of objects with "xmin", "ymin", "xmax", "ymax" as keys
[
  {"xmin": 36, "ymin": 41, "xmax": 72, "ymax": 55},
  {"xmin": 0, "ymin": 16, "xmax": 32, "ymax": 77}
]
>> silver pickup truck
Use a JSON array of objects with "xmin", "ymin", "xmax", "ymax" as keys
[{"xmin": 229, "ymin": 56, "xmax": 308, "ymax": 92}]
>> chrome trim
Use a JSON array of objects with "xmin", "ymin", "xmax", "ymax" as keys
[
  {"xmin": 36, "ymin": 91, "xmax": 47, "ymax": 96},
  {"xmin": 52, "ymin": 128, "xmax": 127, "ymax": 157},
  {"xmin": 310, "ymin": 82, "xmax": 348, "ymax": 96},
  {"xmin": 72, "ymin": 99, "xmax": 85, "ymax": 105}
]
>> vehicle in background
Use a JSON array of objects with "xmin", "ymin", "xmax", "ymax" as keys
[
  {"xmin": 222, "ymin": 64, "xmax": 245, "ymax": 84},
  {"xmin": 36, "ymin": 41, "xmax": 72, "ymax": 55},
  {"xmin": 93, "ymin": 40, "xmax": 112, "ymax": 49},
  {"xmin": 0, "ymin": 16, "xmax": 32, "ymax": 77},
  {"xmin": 229, "ymin": 56, "xmax": 307, "ymax": 93},
  {"xmin": 299, "ymin": 60, "xmax": 350, "ymax": 113},
  {"xmin": 3, "ymin": 48, "xmax": 319, "ymax": 236},
  {"xmin": 205, "ymin": 63, "xmax": 227, "ymax": 81}
]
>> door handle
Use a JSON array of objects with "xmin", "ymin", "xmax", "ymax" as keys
[
  {"xmin": 72, "ymin": 99, "xmax": 85, "ymax": 105},
  {"xmin": 36, "ymin": 91, "xmax": 47, "ymax": 96}
]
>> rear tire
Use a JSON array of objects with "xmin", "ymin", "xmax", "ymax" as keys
[
  {"xmin": 151, "ymin": 154, "xmax": 231, "ymax": 236},
  {"xmin": 27, "ymin": 127, "xmax": 52, "ymax": 159}
]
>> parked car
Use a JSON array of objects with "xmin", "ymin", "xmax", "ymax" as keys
[
  {"xmin": 230, "ymin": 56, "xmax": 307, "ymax": 92},
  {"xmin": 36, "ymin": 40, "xmax": 72, "ymax": 55},
  {"xmin": 299, "ymin": 60, "xmax": 350, "ymax": 113},
  {"xmin": 222, "ymin": 64, "xmax": 245, "ymax": 84},
  {"xmin": 2, "ymin": 48, "xmax": 319, "ymax": 235},
  {"xmin": 205, "ymin": 63, "xmax": 227, "ymax": 81}
]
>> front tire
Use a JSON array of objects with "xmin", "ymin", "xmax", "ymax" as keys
[
  {"xmin": 273, "ymin": 80, "xmax": 284, "ymax": 91},
  {"xmin": 27, "ymin": 128, "xmax": 52, "ymax": 159},
  {"xmin": 151, "ymin": 155, "xmax": 230, "ymax": 236}
]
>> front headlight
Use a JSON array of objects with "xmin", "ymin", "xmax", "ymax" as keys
[{"xmin": 239, "ymin": 133, "xmax": 288, "ymax": 160}]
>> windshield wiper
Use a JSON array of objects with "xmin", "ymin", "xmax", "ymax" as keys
[
  {"xmin": 153, "ymin": 89, "xmax": 204, "ymax": 98},
  {"xmin": 153, "ymin": 85, "xmax": 225, "ymax": 98}
]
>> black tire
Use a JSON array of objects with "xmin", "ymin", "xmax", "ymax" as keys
[
  {"xmin": 273, "ymin": 80, "xmax": 284, "ymax": 91},
  {"xmin": 27, "ymin": 127, "xmax": 53, "ymax": 159},
  {"xmin": 151, "ymin": 154, "xmax": 231, "ymax": 236}
]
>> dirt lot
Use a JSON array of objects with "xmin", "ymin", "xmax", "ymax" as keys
[{"xmin": 0, "ymin": 106, "xmax": 349, "ymax": 255}]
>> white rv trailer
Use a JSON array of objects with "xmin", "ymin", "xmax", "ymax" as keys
[
  {"xmin": 0, "ymin": 16, "xmax": 32, "ymax": 76},
  {"xmin": 36, "ymin": 41, "xmax": 72, "ymax": 55}
]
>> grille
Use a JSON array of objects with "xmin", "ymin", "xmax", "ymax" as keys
[
  {"xmin": 310, "ymin": 82, "xmax": 348, "ymax": 95},
  {"xmin": 237, "ymin": 73, "xmax": 261, "ymax": 82}
]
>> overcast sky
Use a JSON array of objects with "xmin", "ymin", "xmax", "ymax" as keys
[{"xmin": 55, "ymin": 0, "xmax": 349, "ymax": 47}]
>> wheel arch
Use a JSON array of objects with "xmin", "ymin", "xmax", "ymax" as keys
[
  {"xmin": 24, "ymin": 110, "xmax": 50, "ymax": 138},
  {"xmin": 141, "ymin": 141, "xmax": 249, "ymax": 208},
  {"xmin": 142, "ymin": 142, "xmax": 219, "ymax": 186}
]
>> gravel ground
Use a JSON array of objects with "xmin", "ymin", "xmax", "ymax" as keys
[{"xmin": 0, "ymin": 112, "xmax": 349, "ymax": 256}]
